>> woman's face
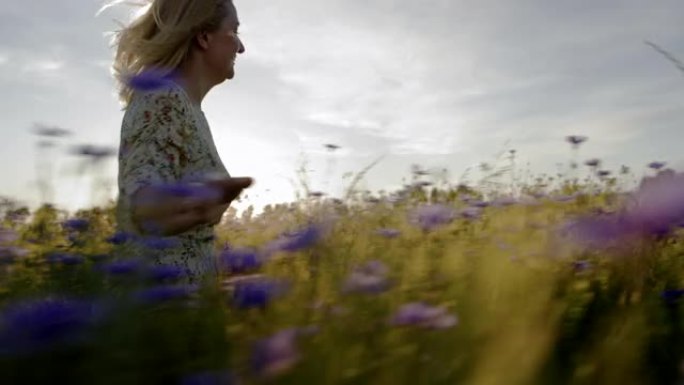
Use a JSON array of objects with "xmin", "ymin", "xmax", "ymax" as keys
[{"xmin": 205, "ymin": 2, "xmax": 245, "ymax": 82}]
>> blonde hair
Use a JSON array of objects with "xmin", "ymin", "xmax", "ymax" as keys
[{"xmin": 108, "ymin": 0, "xmax": 233, "ymax": 107}]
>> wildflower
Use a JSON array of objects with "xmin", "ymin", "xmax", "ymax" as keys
[
  {"xmin": 263, "ymin": 223, "xmax": 324, "ymax": 254},
  {"xmin": 584, "ymin": 158, "xmax": 601, "ymax": 167},
  {"xmin": 596, "ymin": 170, "xmax": 612, "ymax": 178},
  {"xmin": 147, "ymin": 264, "xmax": 186, "ymax": 283},
  {"xmin": 138, "ymin": 236, "xmax": 181, "ymax": 250},
  {"xmin": 307, "ymin": 191, "xmax": 325, "ymax": 198},
  {"xmin": 0, "ymin": 298, "xmax": 97, "ymax": 355},
  {"xmin": 648, "ymin": 161, "xmax": 666, "ymax": 170},
  {"xmin": 0, "ymin": 228, "xmax": 19, "ymax": 244},
  {"xmin": 106, "ymin": 230, "xmax": 136, "ymax": 245},
  {"xmin": 0, "ymin": 246, "xmax": 29, "ymax": 265},
  {"xmin": 46, "ymin": 253, "xmax": 85, "ymax": 266},
  {"xmin": 376, "ymin": 228, "xmax": 401, "ymax": 238},
  {"xmin": 560, "ymin": 215, "xmax": 637, "ymax": 248},
  {"xmin": 629, "ymin": 171, "xmax": 684, "ymax": 236},
  {"xmin": 389, "ymin": 302, "xmax": 458, "ymax": 330},
  {"xmin": 230, "ymin": 277, "xmax": 288, "ymax": 309},
  {"xmin": 409, "ymin": 204, "xmax": 456, "ymax": 231},
  {"xmin": 219, "ymin": 247, "xmax": 263, "ymax": 274},
  {"xmin": 491, "ymin": 196, "xmax": 517, "ymax": 207},
  {"xmin": 662, "ymin": 289, "xmax": 684, "ymax": 305},
  {"xmin": 565, "ymin": 135, "xmax": 588, "ymax": 148},
  {"xmin": 251, "ymin": 329, "xmax": 300, "ymax": 379},
  {"xmin": 125, "ymin": 68, "xmax": 177, "ymax": 91},
  {"xmin": 460, "ymin": 206, "xmax": 483, "ymax": 220},
  {"xmin": 342, "ymin": 260, "xmax": 391, "ymax": 294},
  {"xmin": 133, "ymin": 285, "xmax": 198, "ymax": 304},
  {"xmin": 324, "ymin": 143, "xmax": 340, "ymax": 151},
  {"xmin": 62, "ymin": 218, "xmax": 89, "ymax": 232}
]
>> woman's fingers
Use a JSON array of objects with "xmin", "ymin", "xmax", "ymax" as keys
[{"xmin": 206, "ymin": 177, "xmax": 254, "ymax": 204}]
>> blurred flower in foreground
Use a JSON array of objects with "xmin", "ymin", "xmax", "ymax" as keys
[
  {"xmin": 125, "ymin": 68, "xmax": 178, "ymax": 91},
  {"xmin": 62, "ymin": 218, "xmax": 89, "ymax": 232},
  {"xmin": 409, "ymin": 204, "xmax": 456, "ymax": 231},
  {"xmin": 180, "ymin": 370, "xmax": 236, "ymax": 385},
  {"xmin": 0, "ymin": 228, "xmax": 19, "ymax": 244},
  {"xmin": 565, "ymin": 135, "xmax": 588, "ymax": 148},
  {"xmin": 97, "ymin": 260, "xmax": 141, "ymax": 276},
  {"xmin": 648, "ymin": 161, "xmax": 666, "ymax": 170},
  {"xmin": 106, "ymin": 230, "xmax": 137, "ymax": 245},
  {"xmin": 460, "ymin": 206, "xmax": 483, "ymax": 220},
  {"xmin": 219, "ymin": 246, "xmax": 263, "ymax": 275},
  {"xmin": 0, "ymin": 246, "xmax": 30, "ymax": 265},
  {"xmin": 146, "ymin": 264, "xmax": 186, "ymax": 283},
  {"xmin": 389, "ymin": 302, "xmax": 458, "ymax": 330},
  {"xmin": 342, "ymin": 260, "xmax": 391, "ymax": 294},
  {"xmin": 46, "ymin": 253, "xmax": 85, "ymax": 266},
  {"xmin": 376, "ymin": 228, "xmax": 401, "ymax": 239},
  {"xmin": 228, "ymin": 276, "xmax": 289, "ymax": 309},
  {"xmin": 262, "ymin": 222, "xmax": 328, "ymax": 255},
  {"xmin": 662, "ymin": 289, "xmax": 684, "ymax": 305},
  {"xmin": 0, "ymin": 298, "xmax": 99, "ymax": 355},
  {"xmin": 251, "ymin": 328, "xmax": 301, "ymax": 379}
]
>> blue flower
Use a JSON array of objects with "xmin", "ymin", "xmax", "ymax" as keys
[
  {"xmin": 648, "ymin": 161, "xmax": 666, "ymax": 170},
  {"xmin": 106, "ymin": 231, "xmax": 136, "ymax": 245},
  {"xmin": 0, "ymin": 246, "xmax": 29, "ymax": 265},
  {"xmin": 565, "ymin": 135, "xmax": 588, "ymax": 147},
  {"xmin": 219, "ymin": 247, "xmax": 263, "ymax": 274},
  {"xmin": 376, "ymin": 228, "xmax": 401, "ymax": 238},
  {"xmin": 342, "ymin": 260, "xmax": 391, "ymax": 294},
  {"xmin": 230, "ymin": 277, "xmax": 288, "ymax": 309},
  {"xmin": 251, "ymin": 329, "xmax": 300, "ymax": 378},
  {"xmin": 390, "ymin": 302, "xmax": 458, "ymax": 330},
  {"xmin": 138, "ymin": 236, "xmax": 181, "ymax": 250},
  {"xmin": 46, "ymin": 253, "xmax": 85, "ymax": 266},
  {"xmin": 662, "ymin": 289, "xmax": 684, "ymax": 304},
  {"xmin": 62, "ymin": 218, "xmax": 89, "ymax": 232},
  {"xmin": 0, "ymin": 298, "xmax": 97, "ymax": 355},
  {"xmin": 147, "ymin": 265, "xmax": 186, "ymax": 282},
  {"xmin": 408, "ymin": 204, "xmax": 456, "ymax": 231},
  {"xmin": 263, "ymin": 223, "xmax": 324, "ymax": 254}
]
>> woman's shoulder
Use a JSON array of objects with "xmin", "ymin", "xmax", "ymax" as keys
[{"xmin": 127, "ymin": 82, "xmax": 191, "ymax": 115}]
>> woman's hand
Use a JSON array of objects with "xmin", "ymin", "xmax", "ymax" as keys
[{"xmin": 131, "ymin": 177, "xmax": 254, "ymax": 236}]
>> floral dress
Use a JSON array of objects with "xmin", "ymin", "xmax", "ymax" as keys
[{"xmin": 114, "ymin": 82, "xmax": 230, "ymax": 283}]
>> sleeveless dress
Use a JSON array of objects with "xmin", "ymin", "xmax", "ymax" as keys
[{"xmin": 114, "ymin": 82, "xmax": 230, "ymax": 283}]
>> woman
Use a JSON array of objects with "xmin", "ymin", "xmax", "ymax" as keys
[{"xmin": 111, "ymin": 0, "xmax": 253, "ymax": 283}]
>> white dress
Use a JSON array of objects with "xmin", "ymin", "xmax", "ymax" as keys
[{"xmin": 114, "ymin": 82, "xmax": 230, "ymax": 283}]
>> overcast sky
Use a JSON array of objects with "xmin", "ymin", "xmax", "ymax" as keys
[{"xmin": 1, "ymin": 0, "xmax": 683, "ymax": 215}]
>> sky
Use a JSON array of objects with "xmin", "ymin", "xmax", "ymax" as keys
[{"xmin": 0, "ymin": 0, "xmax": 683, "ymax": 215}]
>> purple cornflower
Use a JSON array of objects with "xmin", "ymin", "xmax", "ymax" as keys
[
  {"xmin": 565, "ymin": 135, "xmax": 588, "ymax": 148},
  {"xmin": 376, "ymin": 228, "xmax": 401, "ymax": 238},
  {"xmin": 125, "ymin": 68, "xmax": 178, "ymax": 91},
  {"xmin": 0, "ymin": 246, "xmax": 29, "ymax": 265},
  {"xmin": 0, "ymin": 228, "xmax": 18, "ymax": 244},
  {"xmin": 133, "ymin": 285, "xmax": 198, "ymax": 304},
  {"xmin": 219, "ymin": 247, "xmax": 263, "ymax": 275},
  {"xmin": 469, "ymin": 200, "xmax": 490, "ymax": 208},
  {"xmin": 342, "ymin": 260, "xmax": 391, "ymax": 294},
  {"xmin": 648, "ymin": 161, "xmax": 666, "ymax": 170},
  {"xmin": 0, "ymin": 298, "xmax": 97, "ymax": 355},
  {"xmin": 230, "ymin": 277, "xmax": 288, "ymax": 309},
  {"xmin": 147, "ymin": 265, "xmax": 186, "ymax": 282},
  {"xmin": 560, "ymin": 214, "xmax": 638, "ymax": 248},
  {"xmin": 389, "ymin": 302, "xmax": 458, "ymax": 330},
  {"xmin": 628, "ymin": 172, "xmax": 684, "ymax": 236},
  {"xmin": 324, "ymin": 143, "xmax": 340, "ymax": 151},
  {"xmin": 251, "ymin": 329, "xmax": 301, "ymax": 379},
  {"xmin": 62, "ymin": 218, "xmax": 89, "ymax": 232},
  {"xmin": 491, "ymin": 196, "xmax": 517, "ymax": 207},
  {"xmin": 460, "ymin": 206, "xmax": 483, "ymax": 220},
  {"xmin": 138, "ymin": 236, "xmax": 181, "ymax": 250},
  {"xmin": 180, "ymin": 371, "xmax": 236, "ymax": 385},
  {"xmin": 263, "ymin": 223, "xmax": 324, "ymax": 254},
  {"xmin": 409, "ymin": 204, "xmax": 456, "ymax": 231},
  {"xmin": 46, "ymin": 253, "xmax": 84, "ymax": 266},
  {"xmin": 662, "ymin": 289, "xmax": 684, "ymax": 304},
  {"xmin": 596, "ymin": 170, "xmax": 612, "ymax": 178},
  {"xmin": 106, "ymin": 230, "xmax": 136, "ymax": 245},
  {"xmin": 584, "ymin": 158, "xmax": 601, "ymax": 167}
]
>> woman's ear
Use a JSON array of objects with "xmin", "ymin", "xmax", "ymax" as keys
[{"xmin": 196, "ymin": 31, "xmax": 211, "ymax": 50}]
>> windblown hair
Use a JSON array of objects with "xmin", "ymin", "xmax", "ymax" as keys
[{"xmin": 109, "ymin": 0, "xmax": 233, "ymax": 107}]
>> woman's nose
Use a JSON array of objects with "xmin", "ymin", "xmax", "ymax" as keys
[{"xmin": 237, "ymin": 38, "xmax": 245, "ymax": 54}]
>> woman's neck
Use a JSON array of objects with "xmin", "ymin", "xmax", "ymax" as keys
[{"xmin": 175, "ymin": 60, "xmax": 213, "ymax": 108}]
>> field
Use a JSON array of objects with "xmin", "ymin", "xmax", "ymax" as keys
[{"xmin": 1, "ymin": 157, "xmax": 684, "ymax": 385}]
